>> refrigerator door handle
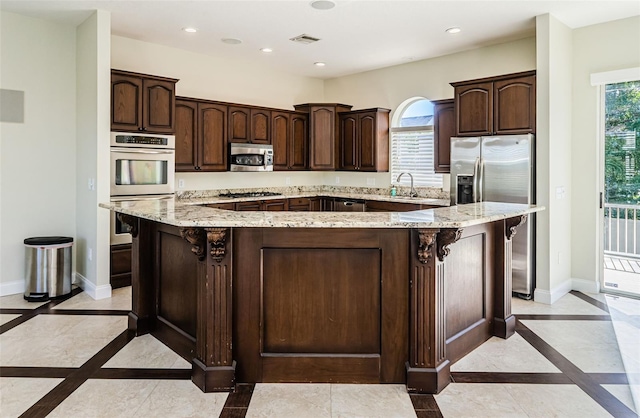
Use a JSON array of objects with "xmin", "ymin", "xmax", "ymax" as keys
[
  {"xmin": 479, "ymin": 157, "xmax": 484, "ymax": 202},
  {"xmin": 473, "ymin": 157, "xmax": 480, "ymax": 203}
]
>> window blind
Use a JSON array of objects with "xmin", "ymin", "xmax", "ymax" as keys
[{"xmin": 390, "ymin": 128, "xmax": 443, "ymax": 187}]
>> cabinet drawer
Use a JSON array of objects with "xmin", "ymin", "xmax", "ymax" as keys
[
  {"xmin": 110, "ymin": 244, "xmax": 132, "ymax": 275},
  {"xmin": 365, "ymin": 200, "xmax": 422, "ymax": 212},
  {"xmin": 207, "ymin": 203, "xmax": 235, "ymax": 210},
  {"xmin": 288, "ymin": 197, "xmax": 311, "ymax": 207}
]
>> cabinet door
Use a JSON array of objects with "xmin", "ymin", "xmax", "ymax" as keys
[
  {"xmin": 199, "ymin": 103, "xmax": 228, "ymax": 171},
  {"xmin": 263, "ymin": 199, "xmax": 288, "ymax": 211},
  {"xmin": 235, "ymin": 201, "xmax": 261, "ymax": 211},
  {"xmin": 111, "ymin": 73, "xmax": 143, "ymax": 131},
  {"xmin": 455, "ymin": 82, "xmax": 493, "ymax": 136},
  {"xmin": 142, "ymin": 78, "xmax": 175, "ymax": 134},
  {"xmin": 110, "ymin": 243, "xmax": 132, "ymax": 289},
  {"xmin": 493, "ymin": 75, "xmax": 536, "ymax": 134},
  {"xmin": 251, "ymin": 109, "xmax": 271, "ymax": 144},
  {"xmin": 309, "ymin": 107, "xmax": 336, "ymax": 170},
  {"xmin": 228, "ymin": 106, "xmax": 250, "ymax": 143},
  {"xmin": 272, "ymin": 112, "xmax": 290, "ymax": 170},
  {"xmin": 433, "ymin": 99, "xmax": 455, "ymax": 173},
  {"xmin": 175, "ymin": 99, "xmax": 198, "ymax": 172},
  {"xmin": 358, "ymin": 113, "xmax": 377, "ymax": 171},
  {"xmin": 339, "ymin": 114, "xmax": 358, "ymax": 170},
  {"xmin": 290, "ymin": 113, "xmax": 308, "ymax": 170}
]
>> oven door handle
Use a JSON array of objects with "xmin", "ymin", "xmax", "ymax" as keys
[{"xmin": 111, "ymin": 147, "xmax": 175, "ymax": 155}]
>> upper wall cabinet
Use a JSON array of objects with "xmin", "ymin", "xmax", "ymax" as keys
[
  {"xmin": 175, "ymin": 97, "xmax": 227, "ymax": 172},
  {"xmin": 339, "ymin": 108, "xmax": 390, "ymax": 172},
  {"xmin": 294, "ymin": 103, "xmax": 353, "ymax": 171},
  {"xmin": 111, "ymin": 69, "xmax": 178, "ymax": 134},
  {"xmin": 451, "ymin": 71, "xmax": 536, "ymax": 137},
  {"xmin": 272, "ymin": 111, "xmax": 308, "ymax": 171},
  {"xmin": 228, "ymin": 106, "xmax": 272, "ymax": 144},
  {"xmin": 432, "ymin": 99, "xmax": 455, "ymax": 174}
]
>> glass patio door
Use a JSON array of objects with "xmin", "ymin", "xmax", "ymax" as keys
[{"xmin": 602, "ymin": 80, "xmax": 640, "ymax": 296}]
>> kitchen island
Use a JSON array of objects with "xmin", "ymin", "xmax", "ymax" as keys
[{"xmin": 100, "ymin": 198, "xmax": 542, "ymax": 394}]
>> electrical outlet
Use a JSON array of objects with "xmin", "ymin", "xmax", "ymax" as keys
[
  {"xmin": 178, "ymin": 179, "xmax": 185, "ymax": 189},
  {"xmin": 88, "ymin": 248, "xmax": 93, "ymax": 261},
  {"xmin": 88, "ymin": 178, "xmax": 95, "ymax": 191},
  {"xmin": 367, "ymin": 178, "xmax": 375, "ymax": 186},
  {"xmin": 557, "ymin": 252, "xmax": 562, "ymax": 265},
  {"xmin": 335, "ymin": 176, "xmax": 340, "ymax": 184},
  {"xmin": 285, "ymin": 177, "xmax": 291, "ymax": 185}
]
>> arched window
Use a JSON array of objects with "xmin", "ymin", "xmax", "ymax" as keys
[{"xmin": 390, "ymin": 98, "xmax": 443, "ymax": 188}]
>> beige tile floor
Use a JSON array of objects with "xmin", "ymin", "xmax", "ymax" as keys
[{"xmin": 0, "ymin": 288, "xmax": 638, "ymax": 417}]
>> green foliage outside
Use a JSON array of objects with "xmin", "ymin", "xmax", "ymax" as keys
[{"xmin": 605, "ymin": 81, "xmax": 640, "ymax": 205}]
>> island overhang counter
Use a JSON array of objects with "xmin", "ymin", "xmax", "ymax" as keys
[{"xmin": 100, "ymin": 199, "xmax": 543, "ymax": 394}]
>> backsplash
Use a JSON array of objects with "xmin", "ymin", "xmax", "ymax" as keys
[{"xmin": 176, "ymin": 185, "xmax": 449, "ymax": 200}]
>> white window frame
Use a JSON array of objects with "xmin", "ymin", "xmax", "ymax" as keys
[{"xmin": 390, "ymin": 98, "xmax": 443, "ymax": 188}]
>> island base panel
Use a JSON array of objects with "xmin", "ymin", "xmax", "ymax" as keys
[
  {"xmin": 192, "ymin": 359, "xmax": 236, "ymax": 392},
  {"xmin": 261, "ymin": 355, "xmax": 380, "ymax": 383}
]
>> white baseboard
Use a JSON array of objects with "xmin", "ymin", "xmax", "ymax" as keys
[
  {"xmin": 0, "ymin": 279, "xmax": 25, "ymax": 297},
  {"xmin": 76, "ymin": 273, "xmax": 112, "ymax": 300},
  {"xmin": 534, "ymin": 279, "xmax": 572, "ymax": 305},
  {"xmin": 571, "ymin": 278, "xmax": 601, "ymax": 294}
]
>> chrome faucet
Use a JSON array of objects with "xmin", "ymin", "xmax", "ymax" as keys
[{"xmin": 396, "ymin": 172, "xmax": 418, "ymax": 198}]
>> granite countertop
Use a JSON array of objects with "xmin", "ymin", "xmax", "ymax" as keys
[{"xmin": 100, "ymin": 197, "xmax": 543, "ymax": 229}]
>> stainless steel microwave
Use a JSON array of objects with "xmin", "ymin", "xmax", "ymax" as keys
[{"xmin": 229, "ymin": 143, "xmax": 274, "ymax": 172}]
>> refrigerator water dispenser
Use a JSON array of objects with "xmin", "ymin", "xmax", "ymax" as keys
[{"xmin": 456, "ymin": 175, "xmax": 474, "ymax": 204}]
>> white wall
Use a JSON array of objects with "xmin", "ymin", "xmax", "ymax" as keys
[
  {"xmin": 75, "ymin": 10, "xmax": 112, "ymax": 299},
  {"xmin": 111, "ymin": 36, "xmax": 328, "ymax": 191},
  {"xmin": 571, "ymin": 16, "xmax": 640, "ymax": 291},
  {"xmin": 0, "ymin": 12, "xmax": 77, "ymax": 295},
  {"xmin": 535, "ymin": 14, "xmax": 574, "ymax": 303},
  {"xmin": 324, "ymin": 37, "xmax": 536, "ymax": 189}
]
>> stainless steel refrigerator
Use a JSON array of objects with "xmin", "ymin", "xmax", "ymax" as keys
[{"xmin": 449, "ymin": 134, "xmax": 535, "ymax": 297}]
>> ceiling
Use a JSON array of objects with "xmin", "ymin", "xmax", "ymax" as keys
[{"xmin": 2, "ymin": 1, "xmax": 639, "ymax": 79}]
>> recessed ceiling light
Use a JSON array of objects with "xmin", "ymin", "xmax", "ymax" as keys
[
  {"xmin": 314, "ymin": 62, "xmax": 326, "ymax": 67},
  {"xmin": 221, "ymin": 38, "xmax": 242, "ymax": 45},
  {"xmin": 182, "ymin": 27, "xmax": 197, "ymax": 33},
  {"xmin": 310, "ymin": 0, "xmax": 335, "ymax": 10},
  {"xmin": 260, "ymin": 48, "xmax": 273, "ymax": 53},
  {"xmin": 445, "ymin": 27, "xmax": 461, "ymax": 34}
]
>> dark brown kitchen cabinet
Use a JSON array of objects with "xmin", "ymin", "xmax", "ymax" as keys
[
  {"xmin": 339, "ymin": 108, "xmax": 390, "ymax": 172},
  {"xmin": 229, "ymin": 106, "xmax": 271, "ymax": 144},
  {"xmin": 364, "ymin": 200, "xmax": 426, "ymax": 212},
  {"xmin": 273, "ymin": 112, "xmax": 308, "ymax": 171},
  {"xmin": 175, "ymin": 97, "xmax": 227, "ymax": 172},
  {"xmin": 493, "ymin": 74, "xmax": 536, "ymax": 134},
  {"xmin": 451, "ymin": 70, "xmax": 535, "ymax": 137},
  {"xmin": 111, "ymin": 69, "xmax": 178, "ymax": 134},
  {"xmin": 228, "ymin": 106, "xmax": 250, "ymax": 143},
  {"xmin": 294, "ymin": 103, "xmax": 353, "ymax": 170},
  {"xmin": 251, "ymin": 109, "xmax": 271, "ymax": 144},
  {"xmin": 288, "ymin": 197, "xmax": 312, "ymax": 211},
  {"xmin": 206, "ymin": 203, "xmax": 235, "ymax": 210},
  {"xmin": 110, "ymin": 243, "xmax": 132, "ymax": 289},
  {"xmin": 433, "ymin": 99, "xmax": 455, "ymax": 174},
  {"xmin": 235, "ymin": 199, "xmax": 288, "ymax": 211}
]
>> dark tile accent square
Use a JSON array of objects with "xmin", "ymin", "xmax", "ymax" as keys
[
  {"xmin": 223, "ymin": 384, "xmax": 255, "ymax": 408},
  {"xmin": 219, "ymin": 407, "xmax": 247, "ymax": 418},
  {"xmin": 416, "ymin": 410, "xmax": 444, "ymax": 418},
  {"xmin": 410, "ymin": 394, "xmax": 439, "ymax": 410}
]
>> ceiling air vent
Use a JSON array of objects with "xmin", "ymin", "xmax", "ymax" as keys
[{"xmin": 289, "ymin": 34, "xmax": 321, "ymax": 44}]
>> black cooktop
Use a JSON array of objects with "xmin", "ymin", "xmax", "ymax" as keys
[{"xmin": 218, "ymin": 191, "xmax": 282, "ymax": 199}]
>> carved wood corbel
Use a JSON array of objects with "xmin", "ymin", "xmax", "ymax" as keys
[
  {"xmin": 506, "ymin": 215, "xmax": 528, "ymax": 240},
  {"xmin": 206, "ymin": 228, "xmax": 228, "ymax": 262},
  {"xmin": 437, "ymin": 228, "xmax": 463, "ymax": 261},
  {"xmin": 180, "ymin": 228, "xmax": 206, "ymax": 261},
  {"xmin": 417, "ymin": 230, "xmax": 438, "ymax": 264},
  {"xmin": 117, "ymin": 213, "xmax": 138, "ymax": 238}
]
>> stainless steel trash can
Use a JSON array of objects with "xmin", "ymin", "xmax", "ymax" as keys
[{"xmin": 24, "ymin": 236, "xmax": 73, "ymax": 301}]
